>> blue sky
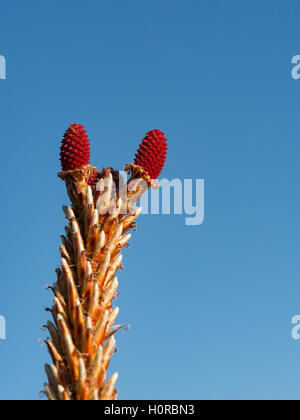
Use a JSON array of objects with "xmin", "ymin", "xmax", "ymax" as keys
[{"xmin": 0, "ymin": 0, "xmax": 300, "ymax": 400}]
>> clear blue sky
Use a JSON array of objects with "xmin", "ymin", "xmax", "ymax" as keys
[{"xmin": 0, "ymin": 0, "xmax": 300, "ymax": 400}]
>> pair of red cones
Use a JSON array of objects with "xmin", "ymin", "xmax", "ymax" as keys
[{"xmin": 60, "ymin": 124, "xmax": 168, "ymax": 181}]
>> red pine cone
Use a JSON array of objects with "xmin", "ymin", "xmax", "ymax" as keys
[
  {"xmin": 60, "ymin": 124, "xmax": 91, "ymax": 171},
  {"xmin": 134, "ymin": 129, "xmax": 167, "ymax": 179}
]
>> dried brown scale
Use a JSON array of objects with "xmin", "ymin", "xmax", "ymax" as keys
[
  {"xmin": 44, "ymin": 162, "xmax": 153, "ymax": 400},
  {"xmin": 58, "ymin": 164, "xmax": 97, "ymax": 215}
]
